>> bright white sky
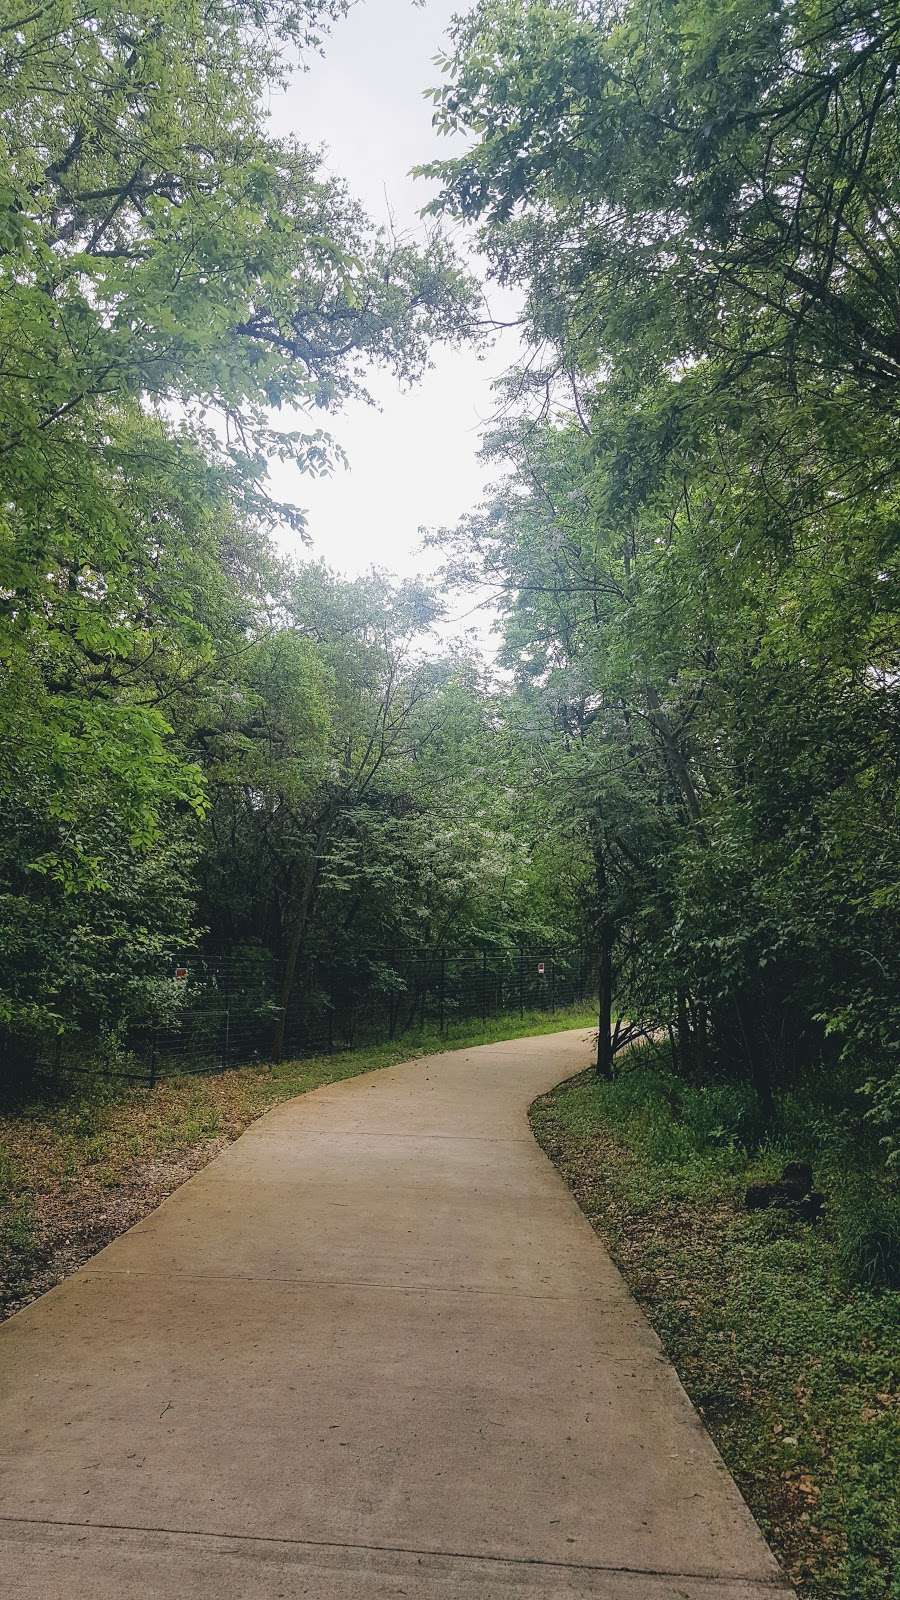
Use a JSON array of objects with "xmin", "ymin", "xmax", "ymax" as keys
[{"xmin": 265, "ymin": 0, "xmax": 522, "ymax": 602}]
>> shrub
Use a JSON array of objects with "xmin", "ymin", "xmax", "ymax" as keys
[{"xmin": 834, "ymin": 1184, "xmax": 900, "ymax": 1291}]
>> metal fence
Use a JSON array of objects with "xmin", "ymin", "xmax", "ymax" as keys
[{"xmin": 26, "ymin": 947, "xmax": 596, "ymax": 1086}]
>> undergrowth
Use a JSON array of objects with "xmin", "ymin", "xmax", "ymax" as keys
[{"xmin": 531, "ymin": 1044, "xmax": 900, "ymax": 1600}]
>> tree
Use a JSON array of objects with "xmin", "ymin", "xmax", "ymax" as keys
[
  {"xmin": 0, "ymin": 0, "xmax": 477, "ymax": 1057},
  {"xmin": 427, "ymin": 0, "xmax": 900, "ymax": 401},
  {"xmin": 426, "ymin": 0, "xmax": 899, "ymax": 1129}
]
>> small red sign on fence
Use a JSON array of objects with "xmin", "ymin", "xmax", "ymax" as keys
[
  {"xmin": 537, "ymin": 961, "xmax": 545, "ymax": 975},
  {"xmin": 174, "ymin": 967, "xmax": 188, "ymax": 981}
]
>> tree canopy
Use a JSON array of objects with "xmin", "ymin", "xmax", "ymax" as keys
[
  {"xmin": 424, "ymin": 0, "xmax": 899, "ymax": 1144},
  {"xmin": 0, "ymin": 0, "xmax": 504, "ymax": 1047},
  {"xmin": 1, "ymin": 0, "xmax": 896, "ymax": 1163}
]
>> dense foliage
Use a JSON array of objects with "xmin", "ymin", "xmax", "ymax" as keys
[
  {"xmin": 424, "ymin": 0, "xmax": 900, "ymax": 1148},
  {"xmin": 1, "ymin": 0, "xmax": 897, "ymax": 1170},
  {"xmin": 0, "ymin": 0, "xmax": 584, "ymax": 1062}
]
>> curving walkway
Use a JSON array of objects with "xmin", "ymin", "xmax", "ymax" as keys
[{"xmin": 0, "ymin": 1029, "xmax": 793, "ymax": 1598}]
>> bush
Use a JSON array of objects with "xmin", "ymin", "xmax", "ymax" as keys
[
  {"xmin": 609, "ymin": 1048, "xmax": 762, "ymax": 1160},
  {"xmin": 834, "ymin": 1185, "xmax": 900, "ymax": 1291}
]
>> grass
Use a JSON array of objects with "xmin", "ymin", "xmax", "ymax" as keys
[
  {"xmin": 0, "ymin": 1003, "xmax": 595, "ymax": 1321},
  {"xmin": 531, "ymin": 1044, "xmax": 900, "ymax": 1600}
]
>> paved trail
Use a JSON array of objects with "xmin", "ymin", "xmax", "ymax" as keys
[{"xmin": 0, "ymin": 1029, "xmax": 793, "ymax": 1598}]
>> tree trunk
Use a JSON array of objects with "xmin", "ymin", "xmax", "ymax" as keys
[
  {"xmin": 676, "ymin": 990, "xmax": 692, "ymax": 1076},
  {"xmin": 689, "ymin": 998, "xmax": 709, "ymax": 1075},
  {"xmin": 593, "ymin": 830, "xmax": 616, "ymax": 1079},
  {"xmin": 597, "ymin": 924, "xmax": 614, "ymax": 1078},
  {"xmin": 271, "ymin": 819, "xmax": 330, "ymax": 1062},
  {"xmin": 643, "ymin": 685, "xmax": 703, "ymax": 826},
  {"xmin": 271, "ymin": 897, "xmax": 311, "ymax": 1062},
  {"xmin": 734, "ymin": 994, "xmax": 774, "ymax": 1121}
]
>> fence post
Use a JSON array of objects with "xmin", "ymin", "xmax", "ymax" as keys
[
  {"xmin": 148, "ymin": 1026, "xmax": 158, "ymax": 1089},
  {"xmin": 519, "ymin": 949, "xmax": 524, "ymax": 1017},
  {"xmin": 223, "ymin": 1000, "xmax": 230, "ymax": 1067},
  {"xmin": 550, "ymin": 957, "xmax": 556, "ymax": 1013},
  {"xmin": 439, "ymin": 951, "xmax": 446, "ymax": 1036},
  {"xmin": 481, "ymin": 950, "xmax": 487, "ymax": 1028}
]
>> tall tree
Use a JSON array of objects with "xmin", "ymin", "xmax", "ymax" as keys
[
  {"xmin": 0, "ymin": 0, "xmax": 475, "ymax": 1053},
  {"xmin": 426, "ymin": 0, "xmax": 900, "ymax": 1132}
]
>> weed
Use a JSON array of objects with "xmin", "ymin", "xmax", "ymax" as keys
[{"xmin": 0, "ymin": 1196, "xmax": 42, "ymax": 1299}]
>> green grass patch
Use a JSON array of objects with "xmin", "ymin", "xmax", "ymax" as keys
[
  {"xmin": 0, "ymin": 1004, "xmax": 594, "ymax": 1320},
  {"xmin": 531, "ymin": 1045, "xmax": 900, "ymax": 1600}
]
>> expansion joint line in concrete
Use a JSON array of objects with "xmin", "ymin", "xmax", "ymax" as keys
[
  {"xmin": 247, "ymin": 1129, "xmax": 537, "ymax": 1143},
  {"xmin": 0, "ymin": 1516, "xmax": 797, "ymax": 1591},
  {"xmin": 82, "ymin": 1267, "xmax": 648, "ymax": 1311}
]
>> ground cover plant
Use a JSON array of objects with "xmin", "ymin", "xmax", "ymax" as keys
[
  {"xmin": 0, "ymin": 1006, "xmax": 594, "ymax": 1322},
  {"xmin": 532, "ymin": 1044, "xmax": 900, "ymax": 1600}
]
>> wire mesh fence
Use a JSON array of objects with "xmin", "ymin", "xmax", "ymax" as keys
[{"xmin": 15, "ymin": 946, "xmax": 596, "ymax": 1087}]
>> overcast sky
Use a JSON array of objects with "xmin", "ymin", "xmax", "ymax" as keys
[{"xmin": 265, "ymin": 0, "xmax": 521, "ymax": 603}]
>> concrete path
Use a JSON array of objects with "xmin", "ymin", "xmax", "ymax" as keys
[{"xmin": 0, "ymin": 1029, "xmax": 793, "ymax": 1599}]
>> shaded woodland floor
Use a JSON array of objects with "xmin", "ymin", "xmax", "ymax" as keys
[{"xmin": 531, "ymin": 1050, "xmax": 900, "ymax": 1600}]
